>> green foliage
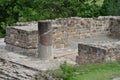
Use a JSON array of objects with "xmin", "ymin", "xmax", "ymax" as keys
[
  {"xmin": 100, "ymin": 0, "xmax": 120, "ymax": 16},
  {"xmin": 59, "ymin": 61, "xmax": 75, "ymax": 80},
  {"xmin": 0, "ymin": 0, "xmax": 119, "ymax": 38},
  {"xmin": 47, "ymin": 62, "xmax": 120, "ymax": 80}
]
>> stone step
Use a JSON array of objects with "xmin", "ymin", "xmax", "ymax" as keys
[
  {"xmin": 0, "ymin": 74, "xmax": 9, "ymax": 80},
  {"xmin": 0, "ymin": 65, "xmax": 36, "ymax": 80},
  {"xmin": 0, "ymin": 38, "xmax": 77, "ymax": 79},
  {"xmin": 0, "ymin": 57, "xmax": 37, "ymax": 80},
  {"xmin": 0, "ymin": 48, "xmax": 77, "ymax": 71},
  {"xmin": 0, "ymin": 68, "xmax": 24, "ymax": 80}
]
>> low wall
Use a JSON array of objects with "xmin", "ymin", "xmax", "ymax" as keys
[
  {"xmin": 76, "ymin": 17, "xmax": 120, "ymax": 64},
  {"xmin": 4, "ymin": 16, "xmax": 120, "ymax": 56},
  {"xmin": 76, "ymin": 42, "xmax": 120, "ymax": 64},
  {"xmin": 108, "ymin": 17, "xmax": 120, "ymax": 39},
  {"xmin": 5, "ymin": 26, "xmax": 38, "ymax": 49},
  {"xmin": 52, "ymin": 16, "xmax": 110, "ymax": 49}
]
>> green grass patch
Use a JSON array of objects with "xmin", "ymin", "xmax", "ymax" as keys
[{"xmin": 46, "ymin": 62, "xmax": 120, "ymax": 80}]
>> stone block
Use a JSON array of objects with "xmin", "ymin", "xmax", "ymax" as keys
[
  {"xmin": 109, "ymin": 18, "xmax": 120, "ymax": 39},
  {"xmin": 77, "ymin": 41, "xmax": 120, "ymax": 64},
  {"xmin": 5, "ymin": 26, "xmax": 38, "ymax": 49}
]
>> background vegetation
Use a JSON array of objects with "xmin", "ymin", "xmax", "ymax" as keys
[{"xmin": 0, "ymin": 0, "xmax": 120, "ymax": 38}]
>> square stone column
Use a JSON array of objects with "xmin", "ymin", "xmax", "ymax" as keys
[{"xmin": 38, "ymin": 21, "xmax": 53, "ymax": 60}]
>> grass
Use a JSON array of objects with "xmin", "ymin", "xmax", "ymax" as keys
[{"xmin": 46, "ymin": 62, "xmax": 120, "ymax": 80}]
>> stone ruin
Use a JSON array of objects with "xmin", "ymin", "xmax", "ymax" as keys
[
  {"xmin": 4, "ymin": 16, "xmax": 120, "ymax": 63},
  {"xmin": 76, "ymin": 17, "xmax": 120, "ymax": 64},
  {"xmin": 1, "ymin": 16, "xmax": 120, "ymax": 80}
]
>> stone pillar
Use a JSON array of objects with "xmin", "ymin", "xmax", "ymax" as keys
[{"xmin": 38, "ymin": 21, "xmax": 53, "ymax": 60}]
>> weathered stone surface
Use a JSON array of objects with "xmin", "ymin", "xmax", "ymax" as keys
[
  {"xmin": 109, "ymin": 18, "xmax": 120, "ymax": 39},
  {"xmin": 5, "ymin": 25, "xmax": 38, "ymax": 56},
  {"xmin": 0, "ymin": 38, "xmax": 77, "ymax": 80},
  {"xmin": 38, "ymin": 21, "xmax": 52, "ymax": 46},
  {"xmin": 5, "ymin": 26, "xmax": 38, "ymax": 49},
  {"xmin": 38, "ymin": 21, "xmax": 53, "ymax": 60},
  {"xmin": 2, "ymin": 16, "xmax": 120, "ymax": 78},
  {"xmin": 4, "ymin": 16, "xmax": 120, "ymax": 58},
  {"xmin": 0, "ymin": 58, "xmax": 37, "ymax": 80},
  {"xmin": 76, "ymin": 39, "xmax": 120, "ymax": 64},
  {"xmin": 5, "ymin": 44, "xmax": 37, "ymax": 57},
  {"xmin": 5, "ymin": 16, "xmax": 113, "ymax": 50}
]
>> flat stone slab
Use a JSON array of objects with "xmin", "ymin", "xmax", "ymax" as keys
[{"xmin": 0, "ymin": 38, "xmax": 77, "ymax": 71}]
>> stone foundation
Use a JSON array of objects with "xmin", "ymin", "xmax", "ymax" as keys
[
  {"xmin": 5, "ymin": 44, "xmax": 37, "ymax": 57},
  {"xmin": 76, "ymin": 41, "xmax": 120, "ymax": 64},
  {"xmin": 108, "ymin": 18, "xmax": 120, "ymax": 39},
  {"xmin": 5, "ymin": 25, "xmax": 38, "ymax": 49},
  {"xmin": 5, "ymin": 25, "xmax": 38, "ymax": 56},
  {"xmin": 76, "ymin": 17, "xmax": 120, "ymax": 64},
  {"xmin": 5, "ymin": 16, "xmax": 120, "ymax": 58}
]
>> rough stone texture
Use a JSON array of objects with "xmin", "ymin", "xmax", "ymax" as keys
[
  {"xmin": 52, "ymin": 16, "xmax": 110, "ymax": 49},
  {"xmin": 0, "ymin": 59, "xmax": 37, "ymax": 80},
  {"xmin": 5, "ymin": 25, "xmax": 38, "ymax": 56},
  {"xmin": 0, "ymin": 38, "xmax": 77, "ymax": 80},
  {"xmin": 5, "ymin": 26, "xmax": 38, "ymax": 49},
  {"xmin": 3, "ymin": 16, "xmax": 120, "ymax": 79},
  {"xmin": 76, "ymin": 17, "xmax": 120, "ymax": 64},
  {"xmin": 38, "ymin": 21, "xmax": 52, "ymax": 46},
  {"xmin": 5, "ymin": 44, "xmax": 37, "ymax": 57},
  {"xmin": 76, "ymin": 41, "xmax": 120, "ymax": 64},
  {"xmin": 4, "ymin": 16, "xmax": 111, "ymax": 49},
  {"xmin": 109, "ymin": 17, "xmax": 120, "ymax": 39},
  {"xmin": 4, "ymin": 16, "xmax": 120, "ymax": 57},
  {"xmin": 0, "ymin": 39, "xmax": 38, "ymax": 80}
]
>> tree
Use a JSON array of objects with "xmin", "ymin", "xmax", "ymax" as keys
[
  {"xmin": 0, "ymin": 0, "xmax": 102, "ymax": 38},
  {"xmin": 100, "ymin": 0, "xmax": 120, "ymax": 16}
]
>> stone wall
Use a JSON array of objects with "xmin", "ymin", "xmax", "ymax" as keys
[
  {"xmin": 76, "ymin": 17, "xmax": 120, "ymax": 64},
  {"xmin": 5, "ymin": 25, "xmax": 38, "ymax": 56},
  {"xmin": 4, "ymin": 16, "xmax": 120, "ymax": 56},
  {"xmin": 5, "ymin": 26, "xmax": 38, "ymax": 49},
  {"xmin": 108, "ymin": 17, "xmax": 120, "ymax": 39},
  {"xmin": 76, "ymin": 41, "xmax": 120, "ymax": 64},
  {"xmin": 52, "ymin": 16, "xmax": 110, "ymax": 49}
]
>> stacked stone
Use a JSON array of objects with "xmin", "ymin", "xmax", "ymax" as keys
[
  {"xmin": 5, "ymin": 25, "xmax": 38, "ymax": 56},
  {"xmin": 48, "ymin": 16, "xmax": 118, "ymax": 49},
  {"xmin": 52, "ymin": 17, "xmax": 110, "ymax": 49},
  {"xmin": 4, "ymin": 16, "xmax": 120, "ymax": 56},
  {"xmin": 0, "ymin": 59, "xmax": 37, "ymax": 80},
  {"xmin": 76, "ymin": 41, "xmax": 120, "ymax": 64},
  {"xmin": 14, "ymin": 21, "xmax": 38, "ymax": 26},
  {"xmin": 109, "ymin": 18, "xmax": 120, "ymax": 39}
]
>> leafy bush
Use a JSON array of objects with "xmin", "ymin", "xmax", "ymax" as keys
[
  {"xmin": 101, "ymin": 0, "xmax": 120, "ymax": 16},
  {"xmin": 0, "ymin": 0, "xmax": 103, "ymax": 38},
  {"xmin": 0, "ymin": 0, "xmax": 120, "ymax": 38}
]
